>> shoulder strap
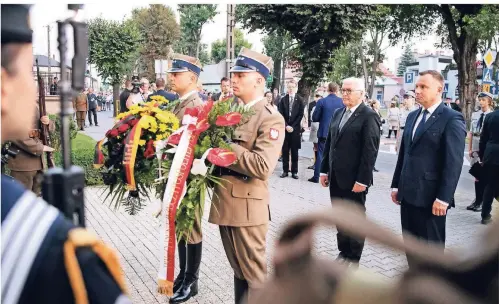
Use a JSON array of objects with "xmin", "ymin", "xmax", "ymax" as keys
[
  {"xmin": 1, "ymin": 191, "xmax": 60, "ymax": 304},
  {"xmin": 64, "ymin": 228, "xmax": 128, "ymax": 304}
]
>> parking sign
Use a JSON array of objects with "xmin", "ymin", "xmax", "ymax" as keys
[{"xmin": 404, "ymin": 72, "xmax": 414, "ymax": 84}]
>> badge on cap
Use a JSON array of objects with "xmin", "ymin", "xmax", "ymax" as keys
[{"xmin": 269, "ymin": 128, "xmax": 279, "ymax": 140}]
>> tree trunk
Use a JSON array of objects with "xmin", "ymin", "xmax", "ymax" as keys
[
  {"xmin": 113, "ymin": 82, "xmax": 120, "ymax": 117},
  {"xmin": 272, "ymin": 58, "xmax": 282, "ymax": 91},
  {"xmin": 456, "ymin": 38, "xmax": 479, "ymax": 129},
  {"xmin": 358, "ymin": 43, "xmax": 369, "ymax": 92},
  {"xmin": 297, "ymin": 76, "xmax": 312, "ymax": 104}
]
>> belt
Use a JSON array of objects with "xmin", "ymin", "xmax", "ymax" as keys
[
  {"xmin": 472, "ymin": 132, "xmax": 481, "ymax": 137},
  {"xmin": 29, "ymin": 129, "xmax": 40, "ymax": 139},
  {"xmin": 400, "ymin": 127, "xmax": 405, "ymax": 130},
  {"xmin": 214, "ymin": 167, "xmax": 249, "ymax": 180}
]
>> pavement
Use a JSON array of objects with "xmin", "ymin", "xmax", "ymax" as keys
[{"xmin": 82, "ymin": 111, "xmax": 493, "ymax": 304}]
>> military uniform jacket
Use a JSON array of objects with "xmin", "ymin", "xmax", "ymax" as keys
[
  {"xmin": 8, "ymin": 109, "xmax": 55, "ymax": 172},
  {"xmin": 209, "ymin": 98, "xmax": 285, "ymax": 227},
  {"xmin": 173, "ymin": 91, "xmax": 203, "ymax": 119},
  {"xmin": 470, "ymin": 109, "xmax": 492, "ymax": 152},
  {"xmin": 1, "ymin": 176, "xmax": 130, "ymax": 304},
  {"xmin": 73, "ymin": 93, "xmax": 88, "ymax": 111}
]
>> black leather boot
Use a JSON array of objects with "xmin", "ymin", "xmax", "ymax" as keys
[
  {"xmin": 234, "ymin": 276, "xmax": 248, "ymax": 304},
  {"xmin": 169, "ymin": 242, "xmax": 202, "ymax": 304},
  {"xmin": 173, "ymin": 240, "xmax": 187, "ymax": 294}
]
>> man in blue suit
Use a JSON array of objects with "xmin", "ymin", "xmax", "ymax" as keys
[
  {"xmin": 390, "ymin": 70, "xmax": 466, "ymax": 266},
  {"xmin": 309, "ymin": 83, "xmax": 344, "ymax": 183}
]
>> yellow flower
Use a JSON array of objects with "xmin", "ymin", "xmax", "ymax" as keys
[
  {"xmin": 159, "ymin": 123, "xmax": 167, "ymax": 132},
  {"xmin": 139, "ymin": 139, "xmax": 146, "ymax": 146},
  {"xmin": 156, "ymin": 134, "xmax": 164, "ymax": 140}
]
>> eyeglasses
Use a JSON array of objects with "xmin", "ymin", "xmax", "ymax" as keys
[{"xmin": 341, "ymin": 89, "xmax": 362, "ymax": 95}]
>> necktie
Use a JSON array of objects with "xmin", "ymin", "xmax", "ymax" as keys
[
  {"xmin": 477, "ymin": 113, "xmax": 485, "ymax": 131},
  {"xmin": 289, "ymin": 96, "xmax": 294, "ymax": 116},
  {"xmin": 413, "ymin": 109, "xmax": 429, "ymax": 140},
  {"xmin": 338, "ymin": 109, "xmax": 352, "ymax": 131}
]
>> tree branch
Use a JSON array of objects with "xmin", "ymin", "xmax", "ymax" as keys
[{"xmin": 439, "ymin": 4, "xmax": 461, "ymax": 60}]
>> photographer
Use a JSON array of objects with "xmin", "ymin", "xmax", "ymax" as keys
[{"xmin": 125, "ymin": 76, "xmax": 150, "ymax": 109}]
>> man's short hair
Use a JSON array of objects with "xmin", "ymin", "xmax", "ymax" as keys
[
  {"xmin": 342, "ymin": 77, "xmax": 365, "ymax": 92},
  {"xmin": 220, "ymin": 77, "xmax": 229, "ymax": 83},
  {"xmin": 125, "ymin": 80, "xmax": 131, "ymax": 86},
  {"xmin": 328, "ymin": 82, "xmax": 339, "ymax": 93},
  {"xmin": 1, "ymin": 44, "xmax": 22, "ymax": 75},
  {"xmin": 419, "ymin": 70, "xmax": 444, "ymax": 87},
  {"xmin": 156, "ymin": 78, "xmax": 166, "ymax": 88},
  {"xmin": 140, "ymin": 77, "xmax": 149, "ymax": 85}
]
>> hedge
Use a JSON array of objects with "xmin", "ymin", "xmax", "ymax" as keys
[{"xmin": 53, "ymin": 133, "xmax": 103, "ymax": 186}]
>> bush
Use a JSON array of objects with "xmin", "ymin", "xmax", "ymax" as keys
[
  {"xmin": 54, "ymin": 133, "xmax": 103, "ymax": 186},
  {"xmin": 48, "ymin": 114, "xmax": 78, "ymax": 152}
]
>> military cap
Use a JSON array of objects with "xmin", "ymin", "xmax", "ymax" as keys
[
  {"xmin": 168, "ymin": 54, "xmax": 203, "ymax": 76},
  {"xmin": 1, "ymin": 5, "xmax": 33, "ymax": 44},
  {"xmin": 478, "ymin": 91, "xmax": 493, "ymax": 99},
  {"xmin": 230, "ymin": 47, "xmax": 273, "ymax": 79},
  {"xmin": 404, "ymin": 91, "xmax": 415, "ymax": 98}
]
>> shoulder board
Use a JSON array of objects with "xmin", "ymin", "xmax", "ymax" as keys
[{"xmin": 265, "ymin": 103, "xmax": 277, "ymax": 114}]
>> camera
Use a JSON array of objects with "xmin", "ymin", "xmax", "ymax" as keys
[{"xmin": 131, "ymin": 75, "xmax": 141, "ymax": 94}]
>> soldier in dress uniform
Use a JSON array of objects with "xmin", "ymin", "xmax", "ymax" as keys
[
  {"xmin": 8, "ymin": 104, "xmax": 55, "ymax": 195},
  {"xmin": 166, "ymin": 53, "xmax": 204, "ymax": 304},
  {"xmin": 1, "ymin": 5, "xmax": 130, "ymax": 303},
  {"xmin": 208, "ymin": 47, "xmax": 285, "ymax": 303},
  {"xmin": 73, "ymin": 89, "xmax": 88, "ymax": 130},
  {"xmin": 466, "ymin": 92, "xmax": 495, "ymax": 212}
]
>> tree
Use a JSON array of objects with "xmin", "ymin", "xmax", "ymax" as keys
[
  {"xmin": 211, "ymin": 28, "xmax": 253, "ymax": 63},
  {"xmin": 131, "ymin": 4, "xmax": 180, "ymax": 80},
  {"xmin": 327, "ymin": 41, "xmax": 363, "ymax": 84},
  {"xmin": 397, "ymin": 45, "xmax": 416, "ymax": 76},
  {"xmin": 88, "ymin": 17, "xmax": 141, "ymax": 117},
  {"xmin": 198, "ymin": 43, "xmax": 211, "ymax": 65},
  {"xmin": 262, "ymin": 30, "xmax": 295, "ymax": 91},
  {"xmin": 175, "ymin": 5, "xmax": 218, "ymax": 58},
  {"xmin": 237, "ymin": 5, "xmax": 375, "ymax": 100}
]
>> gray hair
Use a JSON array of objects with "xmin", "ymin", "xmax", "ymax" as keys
[{"xmin": 342, "ymin": 77, "xmax": 365, "ymax": 92}]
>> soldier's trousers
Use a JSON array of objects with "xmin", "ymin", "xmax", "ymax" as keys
[
  {"xmin": 10, "ymin": 170, "xmax": 43, "ymax": 196},
  {"xmin": 219, "ymin": 224, "xmax": 267, "ymax": 288},
  {"xmin": 76, "ymin": 111, "xmax": 86, "ymax": 130},
  {"xmin": 179, "ymin": 206, "xmax": 203, "ymax": 244}
]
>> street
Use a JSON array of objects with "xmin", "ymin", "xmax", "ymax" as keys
[{"xmin": 82, "ymin": 111, "xmax": 490, "ymax": 304}]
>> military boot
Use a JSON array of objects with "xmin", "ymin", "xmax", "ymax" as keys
[
  {"xmin": 169, "ymin": 242, "xmax": 202, "ymax": 304},
  {"xmin": 173, "ymin": 240, "xmax": 187, "ymax": 294},
  {"xmin": 234, "ymin": 276, "xmax": 248, "ymax": 304}
]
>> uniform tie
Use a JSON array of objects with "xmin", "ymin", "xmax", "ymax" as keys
[
  {"xmin": 477, "ymin": 113, "xmax": 485, "ymax": 131},
  {"xmin": 413, "ymin": 109, "xmax": 429, "ymax": 140},
  {"xmin": 338, "ymin": 109, "xmax": 352, "ymax": 131}
]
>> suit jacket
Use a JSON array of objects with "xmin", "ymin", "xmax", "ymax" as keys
[
  {"xmin": 277, "ymin": 94, "xmax": 305, "ymax": 149},
  {"xmin": 320, "ymin": 103, "xmax": 381, "ymax": 190},
  {"xmin": 173, "ymin": 92, "xmax": 203, "ymax": 119},
  {"xmin": 391, "ymin": 103, "xmax": 466, "ymax": 208},
  {"xmin": 479, "ymin": 109, "xmax": 499, "ymax": 165},
  {"xmin": 209, "ymin": 98, "xmax": 285, "ymax": 226},
  {"xmin": 312, "ymin": 93, "xmax": 344, "ymax": 139},
  {"xmin": 147, "ymin": 89, "xmax": 177, "ymax": 102}
]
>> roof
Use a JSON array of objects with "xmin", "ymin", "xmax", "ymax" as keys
[
  {"xmin": 199, "ymin": 61, "xmax": 225, "ymax": 85},
  {"xmin": 33, "ymin": 54, "xmax": 72, "ymax": 69}
]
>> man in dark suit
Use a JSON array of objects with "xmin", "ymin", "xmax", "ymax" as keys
[
  {"xmin": 391, "ymin": 70, "xmax": 466, "ymax": 266},
  {"xmin": 212, "ymin": 77, "xmax": 231, "ymax": 101},
  {"xmin": 310, "ymin": 82, "xmax": 344, "ymax": 183},
  {"xmin": 278, "ymin": 80, "xmax": 304, "ymax": 179},
  {"xmin": 319, "ymin": 77, "xmax": 381, "ymax": 263},
  {"xmin": 478, "ymin": 94, "xmax": 499, "ymax": 225},
  {"xmin": 147, "ymin": 78, "xmax": 177, "ymax": 102}
]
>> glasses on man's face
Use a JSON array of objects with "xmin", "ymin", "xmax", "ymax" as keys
[{"xmin": 341, "ymin": 89, "xmax": 361, "ymax": 95}]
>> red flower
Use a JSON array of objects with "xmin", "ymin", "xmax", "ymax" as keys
[
  {"xmin": 207, "ymin": 148, "xmax": 237, "ymax": 167},
  {"xmin": 167, "ymin": 131, "xmax": 182, "ymax": 145},
  {"xmin": 184, "ymin": 107, "xmax": 199, "ymax": 118},
  {"xmin": 118, "ymin": 123, "xmax": 130, "ymax": 134},
  {"xmin": 198, "ymin": 100, "xmax": 214, "ymax": 120},
  {"xmin": 107, "ymin": 129, "xmax": 119, "ymax": 138},
  {"xmin": 128, "ymin": 118, "xmax": 139, "ymax": 127},
  {"xmin": 144, "ymin": 140, "xmax": 155, "ymax": 159},
  {"xmin": 195, "ymin": 118, "xmax": 210, "ymax": 133},
  {"xmin": 215, "ymin": 112, "xmax": 242, "ymax": 127}
]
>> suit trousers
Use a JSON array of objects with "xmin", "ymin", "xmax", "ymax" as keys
[
  {"xmin": 219, "ymin": 224, "xmax": 267, "ymax": 288},
  {"xmin": 329, "ymin": 176, "xmax": 367, "ymax": 262},
  {"xmin": 10, "ymin": 170, "xmax": 43, "ymax": 196},
  {"xmin": 282, "ymin": 135, "xmax": 299, "ymax": 174},
  {"xmin": 88, "ymin": 108, "xmax": 98, "ymax": 126},
  {"xmin": 475, "ymin": 179, "xmax": 485, "ymax": 205},
  {"xmin": 313, "ymin": 138, "xmax": 326, "ymax": 180},
  {"xmin": 400, "ymin": 202, "xmax": 446, "ymax": 267},
  {"xmin": 481, "ymin": 164, "xmax": 499, "ymax": 220}
]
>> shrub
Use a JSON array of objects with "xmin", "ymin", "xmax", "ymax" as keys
[
  {"xmin": 54, "ymin": 133, "xmax": 103, "ymax": 186},
  {"xmin": 48, "ymin": 114, "xmax": 78, "ymax": 152}
]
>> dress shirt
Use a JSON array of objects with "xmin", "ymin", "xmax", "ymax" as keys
[
  {"xmin": 394, "ymin": 101, "xmax": 448, "ymax": 206},
  {"xmin": 288, "ymin": 95, "xmax": 295, "ymax": 116},
  {"xmin": 244, "ymin": 96, "xmax": 264, "ymax": 110},
  {"xmin": 321, "ymin": 102, "xmax": 366, "ymax": 188},
  {"xmin": 179, "ymin": 90, "xmax": 198, "ymax": 101}
]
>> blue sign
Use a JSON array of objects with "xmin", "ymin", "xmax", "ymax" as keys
[
  {"xmin": 444, "ymin": 83, "xmax": 449, "ymax": 92},
  {"xmin": 492, "ymin": 84, "xmax": 499, "ymax": 96},
  {"xmin": 404, "ymin": 72, "xmax": 414, "ymax": 84},
  {"xmin": 496, "ymin": 70, "xmax": 499, "ymax": 84},
  {"xmin": 483, "ymin": 68, "xmax": 493, "ymax": 84}
]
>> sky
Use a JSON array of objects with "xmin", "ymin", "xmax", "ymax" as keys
[{"xmin": 31, "ymin": 3, "xmax": 448, "ymax": 78}]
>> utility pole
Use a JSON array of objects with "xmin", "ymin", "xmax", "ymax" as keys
[
  {"xmin": 225, "ymin": 4, "xmax": 236, "ymax": 78},
  {"xmin": 46, "ymin": 25, "xmax": 51, "ymax": 88}
]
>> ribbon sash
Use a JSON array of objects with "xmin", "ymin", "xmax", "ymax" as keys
[
  {"xmin": 157, "ymin": 127, "xmax": 199, "ymax": 296},
  {"xmin": 122, "ymin": 116, "xmax": 147, "ymax": 191}
]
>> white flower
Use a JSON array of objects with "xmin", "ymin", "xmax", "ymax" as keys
[
  {"xmin": 190, "ymin": 148, "xmax": 212, "ymax": 176},
  {"xmin": 182, "ymin": 114, "xmax": 198, "ymax": 126}
]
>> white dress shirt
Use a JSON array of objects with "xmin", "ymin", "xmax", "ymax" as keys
[
  {"xmin": 179, "ymin": 90, "xmax": 198, "ymax": 101},
  {"xmin": 393, "ymin": 101, "xmax": 448, "ymax": 206},
  {"xmin": 244, "ymin": 96, "xmax": 264, "ymax": 110},
  {"xmin": 321, "ymin": 102, "xmax": 367, "ymax": 188}
]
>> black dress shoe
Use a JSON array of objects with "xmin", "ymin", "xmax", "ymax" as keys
[
  {"xmin": 307, "ymin": 165, "xmax": 314, "ymax": 170},
  {"xmin": 466, "ymin": 200, "xmax": 482, "ymax": 212},
  {"xmin": 308, "ymin": 177, "xmax": 318, "ymax": 183},
  {"xmin": 280, "ymin": 172, "xmax": 288, "ymax": 178},
  {"xmin": 373, "ymin": 168, "xmax": 379, "ymax": 172},
  {"xmin": 278, "ymin": 157, "xmax": 282, "ymax": 162},
  {"xmin": 292, "ymin": 173, "xmax": 299, "ymax": 179},
  {"xmin": 481, "ymin": 216, "xmax": 492, "ymax": 225}
]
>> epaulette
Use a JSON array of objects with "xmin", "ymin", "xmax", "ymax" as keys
[
  {"xmin": 64, "ymin": 228, "xmax": 128, "ymax": 304},
  {"xmin": 264, "ymin": 103, "xmax": 276, "ymax": 114}
]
